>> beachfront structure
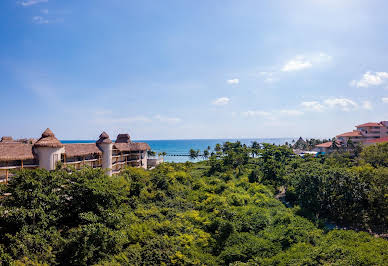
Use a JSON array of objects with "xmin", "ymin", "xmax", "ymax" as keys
[
  {"xmin": 336, "ymin": 121, "xmax": 388, "ymax": 145},
  {"xmin": 314, "ymin": 141, "xmax": 340, "ymax": 154},
  {"xmin": 313, "ymin": 120, "xmax": 388, "ymax": 154},
  {"xmin": 0, "ymin": 129, "xmax": 153, "ymax": 183}
]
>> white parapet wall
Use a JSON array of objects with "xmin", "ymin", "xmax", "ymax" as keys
[
  {"xmin": 147, "ymin": 157, "xmax": 164, "ymax": 168},
  {"xmin": 35, "ymin": 147, "xmax": 65, "ymax": 170}
]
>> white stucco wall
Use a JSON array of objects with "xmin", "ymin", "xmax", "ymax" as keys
[
  {"xmin": 99, "ymin": 143, "xmax": 113, "ymax": 176},
  {"xmin": 35, "ymin": 147, "xmax": 65, "ymax": 170},
  {"xmin": 141, "ymin": 151, "xmax": 148, "ymax": 169}
]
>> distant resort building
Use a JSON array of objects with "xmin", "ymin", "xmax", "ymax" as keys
[
  {"xmin": 0, "ymin": 129, "xmax": 160, "ymax": 184},
  {"xmin": 314, "ymin": 120, "xmax": 388, "ymax": 154}
]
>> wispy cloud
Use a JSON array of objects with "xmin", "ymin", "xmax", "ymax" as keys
[
  {"xmin": 241, "ymin": 109, "xmax": 302, "ymax": 120},
  {"xmin": 279, "ymin": 109, "xmax": 304, "ymax": 116},
  {"xmin": 361, "ymin": 100, "xmax": 372, "ymax": 110},
  {"xmin": 323, "ymin": 98, "xmax": 358, "ymax": 111},
  {"xmin": 32, "ymin": 16, "xmax": 63, "ymax": 24},
  {"xmin": 301, "ymin": 101, "xmax": 325, "ymax": 112},
  {"xmin": 259, "ymin": 72, "xmax": 277, "ymax": 83},
  {"xmin": 41, "ymin": 9, "xmax": 49, "ymax": 14},
  {"xmin": 94, "ymin": 109, "xmax": 113, "ymax": 116},
  {"xmin": 32, "ymin": 16, "xmax": 49, "ymax": 24},
  {"xmin": 350, "ymin": 71, "xmax": 388, "ymax": 88},
  {"xmin": 282, "ymin": 56, "xmax": 312, "ymax": 72},
  {"xmin": 242, "ymin": 110, "xmax": 272, "ymax": 118},
  {"xmin": 19, "ymin": 0, "xmax": 48, "ymax": 7},
  {"xmin": 212, "ymin": 97, "xmax": 230, "ymax": 106},
  {"xmin": 227, "ymin": 78, "xmax": 239, "ymax": 84},
  {"xmin": 281, "ymin": 53, "xmax": 332, "ymax": 72},
  {"xmin": 154, "ymin": 115, "xmax": 181, "ymax": 124},
  {"xmin": 382, "ymin": 97, "xmax": 388, "ymax": 104}
]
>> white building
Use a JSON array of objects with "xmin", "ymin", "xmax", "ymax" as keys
[{"xmin": 0, "ymin": 129, "xmax": 155, "ymax": 183}]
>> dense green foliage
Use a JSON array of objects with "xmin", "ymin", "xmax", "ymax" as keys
[{"xmin": 0, "ymin": 142, "xmax": 387, "ymax": 265}]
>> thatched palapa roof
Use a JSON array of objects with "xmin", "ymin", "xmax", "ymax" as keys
[
  {"xmin": 0, "ymin": 143, "xmax": 35, "ymax": 161},
  {"xmin": 34, "ymin": 128, "xmax": 64, "ymax": 148},
  {"xmin": 96, "ymin": 131, "xmax": 112, "ymax": 144},
  {"xmin": 114, "ymin": 142, "xmax": 150, "ymax": 152},
  {"xmin": 116, "ymin": 134, "xmax": 131, "ymax": 143},
  {"xmin": 0, "ymin": 136, "xmax": 14, "ymax": 143},
  {"xmin": 64, "ymin": 144, "xmax": 102, "ymax": 157}
]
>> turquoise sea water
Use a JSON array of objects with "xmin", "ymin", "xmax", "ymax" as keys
[{"xmin": 61, "ymin": 138, "xmax": 294, "ymax": 163}]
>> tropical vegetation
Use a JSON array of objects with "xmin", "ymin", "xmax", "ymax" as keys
[{"xmin": 0, "ymin": 142, "xmax": 387, "ymax": 265}]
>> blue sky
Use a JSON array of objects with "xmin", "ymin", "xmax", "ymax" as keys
[{"xmin": 1, "ymin": 0, "xmax": 388, "ymax": 140}]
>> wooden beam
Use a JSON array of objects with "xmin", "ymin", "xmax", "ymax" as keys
[
  {"xmin": 21, "ymin": 160, "xmax": 23, "ymax": 169},
  {"xmin": 5, "ymin": 169, "xmax": 8, "ymax": 184}
]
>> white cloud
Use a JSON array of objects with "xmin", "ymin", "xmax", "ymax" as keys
[
  {"xmin": 41, "ymin": 9, "xmax": 49, "ymax": 14},
  {"xmin": 32, "ymin": 16, "xmax": 49, "ymax": 24},
  {"xmin": 259, "ymin": 72, "xmax": 277, "ymax": 83},
  {"xmin": 212, "ymin": 97, "xmax": 230, "ymax": 106},
  {"xmin": 279, "ymin": 109, "xmax": 304, "ymax": 116},
  {"xmin": 324, "ymin": 98, "xmax": 358, "ymax": 111},
  {"xmin": 282, "ymin": 56, "xmax": 312, "ymax": 72},
  {"xmin": 154, "ymin": 115, "xmax": 181, "ymax": 124},
  {"xmin": 281, "ymin": 53, "xmax": 332, "ymax": 72},
  {"xmin": 19, "ymin": 0, "xmax": 48, "ymax": 6},
  {"xmin": 361, "ymin": 101, "xmax": 372, "ymax": 110},
  {"xmin": 301, "ymin": 101, "xmax": 325, "ymax": 112},
  {"xmin": 227, "ymin": 78, "xmax": 239, "ymax": 84},
  {"xmin": 382, "ymin": 97, "xmax": 388, "ymax": 103},
  {"xmin": 32, "ymin": 16, "xmax": 63, "ymax": 24},
  {"xmin": 242, "ymin": 110, "xmax": 272, "ymax": 118},
  {"xmin": 350, "ymin": 71, "xmax": 388, "ymax": 88}
]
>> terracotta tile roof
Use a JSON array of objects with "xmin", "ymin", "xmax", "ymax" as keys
[
  {"xmin": 34, "ymin": 128, "xmax": 64, "ymax": 148},
  {"xmin": 114, "ymin": 142, "xmax": 150, "ymax": 152},
  {"xmin": 365, "ymin": 137, "xmax": 388, "ymax": 144},
  {"xmin": 0, "ymin": 143, "xmax": 35, "ymax": 161},
  {"xmin": 315, "ymin": 141, "xmax": 335, "ymax": 148},
  {"xmin": 64, "ymin": 143, "xmax": 102, "ymax": 157},
  {"xmin": 336, "ymin": 131, "xmax": 363, "ymax": 137},
  {"xmin": 356, "ymin": 122, "xmax": 383, "ymax": 127}
]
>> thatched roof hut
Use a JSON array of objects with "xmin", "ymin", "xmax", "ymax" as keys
[
  {"xmin": 0, "ymin": 136, "xmax": 14, "ymax": 143},
  {"xmin": 64, "ymin": 144, "xmax": 102, "ymax": 157},
  {"xmin": 0, "ymin": 143, "xmax": 35, "ymax": 161},
  {"xmin": 114, "ymin": 142, "xmax": 150, "ymax": 152},
  {"xmin": 115, "ymin": 134, "xmax": 131, "ymax": 143},
  {"xmin": 34, "ymin": 128, "xmax": 64, "ymax": 148},
  {"xmin": 96, "ymin": 131, "xmax": 112, "ymax": 144}
]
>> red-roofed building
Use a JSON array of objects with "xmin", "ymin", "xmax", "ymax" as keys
[
  {"xmin": 356, "ymin": 121, "xmax": 388, "ymax": 140},
  {"xmin": 315, "ymin": 141, "xmax": 340, "ymax": 153},
  {"xmin": 364, "ymin": 137, "xmax": 388, "ymax": 146},
  {"xmin": 336, "ymin": 121, "xmax": 388, "ymax": 145},
  {"xmin": 314, "ymin": 120, "xmax": 388, "ymax": 154}
]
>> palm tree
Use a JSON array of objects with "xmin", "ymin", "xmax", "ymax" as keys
[
  {"xmin": 331, "ymin": 139, "xmax": 339, "ymax": 150},
  {"xmin": 189, "ymin": 149, "xmax": 199, "ymax": 160},
  {"xmin": 347, "ymin": 139, "xmax": 355, "ymax": 150},
  {"xmin": 203, "ymin": 149, "xmax": 209, "ymax": 159},
  {"xmin": 147, "ymin": 150, "xmax": 156, "ymax": 157},
  {"xmin": 214, "ymin": 143, "xmax": 222, "ymax": 153}
]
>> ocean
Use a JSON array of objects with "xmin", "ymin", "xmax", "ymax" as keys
[{"xmin": 61, "ymin": 138, "xmax": 294, "ymax": 163}]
